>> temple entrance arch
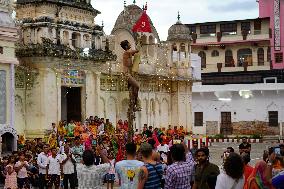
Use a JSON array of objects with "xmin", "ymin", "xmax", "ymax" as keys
[
  {"xmin": 0, "ymin": 126, "xmax": 18, "ymax": 154},
  {"xmin": 61, "ymin": 86, "xmax": 82, "ymax": 122}
]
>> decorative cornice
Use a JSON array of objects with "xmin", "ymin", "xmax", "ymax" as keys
[
  {"xmin": 19, "ymin": 17, "xmax": 103, "ymax": 33},
  {"xmin": 16, "ymin": 0, "xmax": 100, "ymax": 15},
  {"xmin": 15, "ymin": 37, "xmax": 117, "ymax": 62}
]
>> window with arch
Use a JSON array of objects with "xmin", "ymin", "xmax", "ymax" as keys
[
  {"xmin": 72, "ymin": 32, "xmax": 81, "ymax": 48},
  {"xmin": 257, "ymin": 48, "xmax": 264, "ymax": 66},
  {"xmin": 172, "ymin": 43, "xmax": 178, "ymax": 62},
  {"xmin": 225, "ymin": 50, "xmax": 233, "ymax": 67},
  {"xmin": 179, "ymin": 43, "xmax": 186, "ymax": 61},
  {"xmin": 198, "ymin": 51, "xmax": 206, "ymax": 68},
  {"xmin": 237, "ymin": 48, "xmax": 252, "ymax": 66},
  {"xmin": 211, "ymin": 50, "xmax": 219, "ymax": 57},
  {"xmin": 83, "ymin": 34, "xmax": 91, "ymax": 48},
  {"xmin": 267, "ymin": 47, "xmax": 271, "ymax": 62},
  {"xmin": 63, "ymin": 31, "xmax": 69, "ymax": 45}
]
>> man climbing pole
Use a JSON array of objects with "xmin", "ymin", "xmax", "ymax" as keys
[
  {"xmin": 120, "ymin": 40, "xmax": 140, "ymax": 112},
  {"xmin": 121, "ymin": 2, "xmax": 152, "ymax": 142}
]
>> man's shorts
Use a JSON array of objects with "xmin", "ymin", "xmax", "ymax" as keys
[
  {"xmin": 17, "ymin": 177, "xmax": 29, "ymax": 189},
  {"xmin": 47, "ymin": 174, "xmax": 60, "ymax": 187}
]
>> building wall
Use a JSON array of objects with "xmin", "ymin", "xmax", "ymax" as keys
[
  {"xmin": 192, "ymin": 44, "xmax": 271, "ymax": 73},
  {"xmin": 99, "ymin": 84, "xmax": 192, "ymax": 132},
  {"xmin": 192, "ymin": 84, "xmax": 284, "ymax": 136},
  {"xmin": 15, "ymin": 67, "xmax": 193, "ymax": 137},
  {"xmin": 0, "ymin": 64, "xmax": 11, "ymax": 126},
  {"xmin": 259, "ymin": 0, "xmax": 284, "ymax": 69},
  {"xmin": 193, "ymin": 19, "xmax": 270, "ymax": 44},
  {"xmin": 15, "ymin": 67, "xmax": 59, "ymax": 137}
]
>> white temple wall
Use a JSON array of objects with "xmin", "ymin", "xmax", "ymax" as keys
[
  {"xmin": 98, "ymin": 89, "xmax": 192, "ymax": 132},
  {"xmin": 15, "ymin": 67, "xmax": 59, "ymax": 137}
]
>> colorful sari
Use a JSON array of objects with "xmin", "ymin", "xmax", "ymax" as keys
[{"xmin": 245, "ymin": 161, "xmax": 274, "ymax": 189}]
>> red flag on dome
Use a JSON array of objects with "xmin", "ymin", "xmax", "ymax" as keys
[{"xmin": 132, "ymin": 7, "xmax": 152, "ymax": 33}]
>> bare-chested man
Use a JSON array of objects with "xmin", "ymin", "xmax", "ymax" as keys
[{"xmin": 120, "ymin": 40, "xmax": 140, "ymax": 111}]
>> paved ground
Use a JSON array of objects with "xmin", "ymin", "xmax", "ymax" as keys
[{"xmin": 209, "ymin": 142, "xmax": 277, "ymax": 167}]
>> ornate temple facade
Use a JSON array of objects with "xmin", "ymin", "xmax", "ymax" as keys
[
  {"xmin": 0, "ymin": 0, "xmax": 19, "ymax": 152},
  {"xmin": 14, "ymin": 1, "xmax": 197, "ymax": 138},
  {"xmin": 15, "ymin": 0, "xmax": 116, "ymax": 138}
]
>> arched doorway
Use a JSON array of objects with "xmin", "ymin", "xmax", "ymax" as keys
[
  {"xmin": 1, "ymin": 133, "xmax": 14, "ymax": 153},
  {"xmin": 237, "ymin": 48, "xmax": 252, "ymax": 66},
  {"xmin": 225, "ymin": 50, "xmax": 233, "ymax": 66},
  {"xmin": 0, "ymin": 126, "xmax": 18, "ymax": 154}
]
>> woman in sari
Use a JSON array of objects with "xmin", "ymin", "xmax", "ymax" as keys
[{"xmin": 245, "ymin": 160, "xmax": 274, "ymax": 189}]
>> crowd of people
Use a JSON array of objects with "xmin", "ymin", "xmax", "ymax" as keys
[{"xmin": 0, "ymin": 116, "xmax": 283, "ymax": 189}]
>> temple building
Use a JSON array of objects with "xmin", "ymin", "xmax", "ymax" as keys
[
  {"xmin": 0, "ymin": 0, "xmax": 19, "ymax": 153},
  {"xmin": 191, "ymin": 0, "xmax": 284, "ymax": 136},
  {"xmin": 13, "ymin": 0, "xmax": 198, "ymax": 139}
]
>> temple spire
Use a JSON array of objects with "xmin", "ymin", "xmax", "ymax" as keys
[
  {"xmin": 124, "ymin": 0, "xmax": 126, "ymax": 8},
  {"xmin": 177, "ymin": 11, "xmax": 181, "ymax": 24},
  {"xmin": 133, "ymin": 0, "xmax": 136, "ymax": 4},
  {"xmin": 144, "ymin": 2, "xmax": 148, "ymax": 11},
  {"xmin": 102, "ymin": 20, "xmax": 104, "ymax": 28}
]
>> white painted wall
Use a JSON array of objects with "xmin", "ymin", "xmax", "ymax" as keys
[{"xmin": 192, "ymin": 83, "xmax": 284, "ymax": 135}]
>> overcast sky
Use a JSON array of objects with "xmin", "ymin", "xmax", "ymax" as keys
[{"xmin": 92, "ymin": 0, "xmax": 259, "ymax": 41}]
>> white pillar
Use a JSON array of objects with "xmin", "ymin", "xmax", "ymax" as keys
[
  {"xmin": 85, "ymin": 71, "xmax": 96, "ymax": 117},
  {"xmin": 10, "ymin": 64, "xmax": 15, "ymax": 128},
  {"xmin": 80, "ymin": 33, "xmax": 84, "ymax": 48},
  {"xmin": 94, "ymin": 72, "xmax": 101, "ymax": 116},
  {"xmin": 69, "ymin": 31, "xmax": 73, "ymax": 46}
]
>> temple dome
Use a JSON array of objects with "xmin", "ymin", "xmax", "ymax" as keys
[
  {"xmin": 167, "ymin": 15, "xmax": 191, "ymax": 41},
  {"xmin": 111, "ymin": 4, "xmax": 160, "ymax": 41}
]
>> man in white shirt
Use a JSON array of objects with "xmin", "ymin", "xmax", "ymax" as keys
[
  {"xmin": 37, "ymin": 144, "xmax": 49, "ymax": 189},
  {"xmin": 46, "ymin": 147, "xmax": 62, "ymax": 189},
  {"xmin": 61, "ymin": 143, "xmax": 76, "ymax": 189},
  {"xmin": 15, "ymin": 152, "xmax": 29, "ymax": 189},
  {"xmin": 157, "ymin": 138, "xmax": 170, "ymax": 162},
  {"xmin": 76, "ymin": 146, "xmax": 110, "ymax": 189}
]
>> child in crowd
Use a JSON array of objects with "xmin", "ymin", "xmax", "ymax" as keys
[
  {"xmin": 4, "ymin": 156, "xmax": 17, "ymax": 189},
  {"xmin": 104, "ymin": 152, "xmax": 116, "ymax": 189},
  {"xmin": 15, "ymin": 152, "xmax": 29, "ymax": 189}
]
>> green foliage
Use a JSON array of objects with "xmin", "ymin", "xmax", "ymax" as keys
[
  {"xmin": 250, "ymin": 133, "xmax": 262, "ymax": 139},
  {"xmin": 214, "ymin": 134, "xmax": 225, "ymax": 139}
]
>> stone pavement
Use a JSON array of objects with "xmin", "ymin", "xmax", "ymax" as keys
[{"xmin": 208, "ymin": 141, "xmax": 277, "ymax": 167}]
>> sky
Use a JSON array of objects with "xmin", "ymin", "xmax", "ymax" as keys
[{"xmin": 92, "ymin": 0, "xmax": 259, "ymax": 41}]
